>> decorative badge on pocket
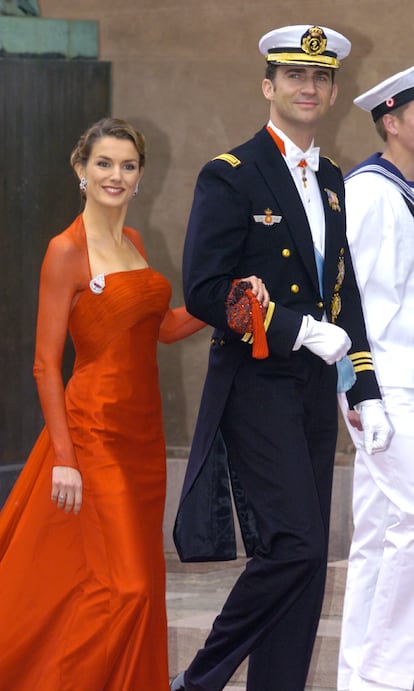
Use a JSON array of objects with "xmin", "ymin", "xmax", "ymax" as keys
[{"xmin": 253, "ymin": 208, "xmax": 282, "ymax": 226}]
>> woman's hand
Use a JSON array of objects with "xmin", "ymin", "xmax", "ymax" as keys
[
  {"xmin": 51, "ymin": 466, "xmax": 83, "ymax": 515},
  {"xmin": 241, "ymin": 275, "xmax": 270, "ymax": 308}
]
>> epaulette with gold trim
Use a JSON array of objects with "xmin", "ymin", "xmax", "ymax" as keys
[
  {"xmin": 322, "ymin": 155, "xmax": 339, "ymax": 168},
  {"xmin": 212, "ymin": 153, "xmax": 241, "ymax": 168},
  {"xmin": 349, "ymin": 351, "xmax": 375, "ymax": 373}
]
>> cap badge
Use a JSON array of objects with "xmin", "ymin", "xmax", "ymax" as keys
[
  {"xmin": 386, "ymin": 97, "xmax": 395, "ymax": 108},
  {"xmin": 253, "ymin": 208, "xmax": 282, "ymax": 226},
  {"xmin": 324, "ymin": 187, "xmax": 341, "ymax": 212},
  {"xmin": 301, "ymin": 26, "xmax": 327, "ymax": 57}
]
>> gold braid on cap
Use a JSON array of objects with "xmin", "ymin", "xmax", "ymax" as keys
[{"xmin": 265, "ymin": 52, "xmax": 340, "ymax": 68}]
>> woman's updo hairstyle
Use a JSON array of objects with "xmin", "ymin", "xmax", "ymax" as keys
[{"xmin": 70, "ymin": 117, "xmax": 146, "ymax": 180}]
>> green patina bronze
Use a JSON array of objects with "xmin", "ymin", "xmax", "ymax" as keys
[
  {"xmin": 0, "ymin": 15, "xmax": 98, "ymax": 58},
  {"xmin": 0, "ymin": 1, "xmax": 39, "ymax": 16}
]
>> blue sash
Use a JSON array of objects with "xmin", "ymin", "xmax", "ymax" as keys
[{"xmin": 314, "ymin": 245, "xmax": 355, "ymax": 392}]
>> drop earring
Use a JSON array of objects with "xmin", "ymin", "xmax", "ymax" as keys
[
  {"xmin": 133, "ymin": 183, "xmax": 139, "ymax": 197},
  {"xmin": 79, "ymin": 177, "xmax": 87, "ymax": 192}
]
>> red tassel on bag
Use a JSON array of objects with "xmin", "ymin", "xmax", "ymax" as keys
[{"xmin": 246, "ymin": 289, "xmax": 269, "ymax": 359}]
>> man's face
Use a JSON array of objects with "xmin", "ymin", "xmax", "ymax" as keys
[{"xmin": 262, "ymin": 65, "xmax": 338, "ymax": 134}]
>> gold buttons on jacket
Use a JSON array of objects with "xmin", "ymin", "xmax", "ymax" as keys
[
  {"xmin": 317, "ymin": 301, "xmax": 324, "ymax": 308},
  {"xmin": 290, "ymin": 284, "xmax": 299, "ymax": 294},
  {"xmin": 282, "ymin": 248, "xmax": 291, "ymax": 258}
]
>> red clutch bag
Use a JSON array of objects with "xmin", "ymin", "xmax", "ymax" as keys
[{"xmin": 225, "ymin": 280, "xmax": 269, "ymax": 359}]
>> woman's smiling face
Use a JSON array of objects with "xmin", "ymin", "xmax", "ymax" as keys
[{"xmin": 79, "ymin": 136, "xmax": 142, "ymax": 209}]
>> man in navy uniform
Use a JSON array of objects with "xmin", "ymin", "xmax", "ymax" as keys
[{"xmin": 171, "ymin": 24, "xmax": 391, "ymax": 691}]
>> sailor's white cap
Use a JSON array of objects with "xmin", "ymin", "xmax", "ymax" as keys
[{"xmin": 354, "ymin": 66, "xmax": 414, "ymax": 121}]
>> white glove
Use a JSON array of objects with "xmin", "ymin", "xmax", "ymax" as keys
[
  {"xmin": 299, "ymin": 315, "xmax": 351, "ymax": 365},
  {"xmin": 354, "ymin": 399, "xmax": 393, "ymax": 454}
]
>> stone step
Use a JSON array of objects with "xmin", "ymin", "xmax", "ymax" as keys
[
  {"xmin": 321, "ymin": 559, "xmax": 347, "ymax": 618},
  {"xmin": 166, "ymin": 555, "xmax": 347, "ymax": 689}
]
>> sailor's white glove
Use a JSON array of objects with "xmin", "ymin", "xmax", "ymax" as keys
[
  {"xmin": 354, "ymin": 399, "xmax": 393, "ymax": 454},
  {"xmin": 298, "ymin": 315, "xmax": 351, "ymax": 365}
]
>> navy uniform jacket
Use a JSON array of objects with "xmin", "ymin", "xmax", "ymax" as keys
[{"xmin": 174, "ymin": 126, "xmax": 380, "ymax": 562}]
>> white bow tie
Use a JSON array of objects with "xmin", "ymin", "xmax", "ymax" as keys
[{"xmin": 287, "ymin": 147, "xmax": 320, "ymax": 172}]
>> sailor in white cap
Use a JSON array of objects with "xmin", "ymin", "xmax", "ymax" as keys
[
  {"xmin": 337, "ymin": 66, "xmax": 414, "ymax": 691},
  {"xmin": 171, "ymin": 25, "xmax": 390, "ymax": 691}
]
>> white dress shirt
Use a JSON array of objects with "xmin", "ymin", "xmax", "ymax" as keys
[{"xmin": 267, "ymin": 120, "xmax": 325, "ymax": 257}]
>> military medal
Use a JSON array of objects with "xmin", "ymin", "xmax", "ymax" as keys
[
  {"xmin": 324, "ymin": 188, "xmax": 341, "ymax": 212},
  {"xmin": 331, "ymin": 251, "xmax": 345, "ymax": 323}
]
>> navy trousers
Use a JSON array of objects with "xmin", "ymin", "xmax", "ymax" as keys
[{"xmin": 184, "ymin": 350, "xmax": 338, "ymax": 691}]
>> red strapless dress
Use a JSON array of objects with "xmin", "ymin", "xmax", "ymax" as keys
[{"xmin": 0, "ymin": 267, "xmax": 171, "ymax": 690}]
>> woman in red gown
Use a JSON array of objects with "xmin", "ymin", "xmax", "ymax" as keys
[{"xmin": 0, "ymin": 117, "xmax": 205, "ymax": 690}]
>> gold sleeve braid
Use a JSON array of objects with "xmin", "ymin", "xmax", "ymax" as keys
[{"xmin": 349, "ymin": 351, "xmax": 375, "ymax": 373}]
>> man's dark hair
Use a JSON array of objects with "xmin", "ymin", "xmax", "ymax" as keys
[
  {"xmin": 264, "ymin": 63, "xmax": 336, "ymax": 83},
  {"xmin": 265, "ymin": 63, "xmax": 278, "ymax": 82}
]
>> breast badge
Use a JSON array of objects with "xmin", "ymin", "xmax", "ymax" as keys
[
  {"xmin": 253, "ymin": 208, "xmax": 282, "ymax": 226},
  {"xmin": 324, "ymin": 188, "xmax": 341, "ymax": 212}
]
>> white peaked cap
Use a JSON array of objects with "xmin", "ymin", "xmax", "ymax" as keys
[{"xmin": 258, "ymin": 24, "xmax": 351, "ymax": 70}]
